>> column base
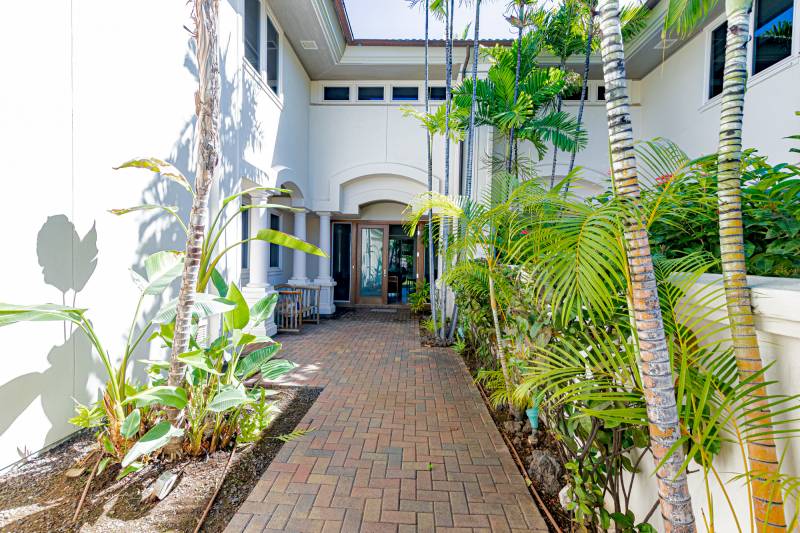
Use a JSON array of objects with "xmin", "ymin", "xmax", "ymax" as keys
[
  {"xmin": 313, "ymin": 278, "xmax": 337, "ymax": 315},
  {"xmin": 242, "ymin": 284, "xmax": 278, "ymax": 337}
]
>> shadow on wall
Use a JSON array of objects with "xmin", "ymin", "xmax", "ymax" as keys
[{"xmin": 0, "ymin": 215, "xmax": 104, "ymax": 460}]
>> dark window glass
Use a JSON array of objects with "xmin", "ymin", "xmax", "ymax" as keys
[
  {"xmin": 358, "ymin": 86, "xmax": 385, "ymax": 101},
  {"xmin": 392, "ymin": 86, "xmax": 419, "ymax": 101},
  {"xmin": 269, "ymin": 213, "xmax": 280, "ymax": 268},
  {"xmin": 324, "ymin": 86, "xmax": 350, "ymax": 101},
  {"xmin": 753, "ymin": 0, "xmax": 794, "ymax": 74},
  {"xmin": 266, "ymin": 17, "xmax": 279, "ymax": 93},
  {"xmin": 709, "ymin": 22, "xmax": 727, "ymax": 98},
  {"xmin": 597, "ymin": 86, "xmax": 605, "ymax": 100},
  {"xmin": 241, "ymin": 198, "xmax": 250, "ymax": 269},
  {"xmin": 244, "ymin": 0, "xmax": 260, "ymax": 69},
  {"xmin": 428, "ymin": 87, "xmax": 446, "ymax": 100},
  {"xmin": 332, "ymin": 223, "xmax": 351, "ymax": 301}
]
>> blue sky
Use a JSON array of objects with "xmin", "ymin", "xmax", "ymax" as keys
[{"xmin": 343, "ymin": 0, "xmax": 519, "ymax": 40}]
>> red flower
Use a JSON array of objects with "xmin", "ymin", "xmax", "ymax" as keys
[
  {"xmin": 520, "ymin": 229, "xmax": 528, "ymax": 235},
  {"xmin": 655, "ymin": 173, "xmax": 673, "ymax": 186}
]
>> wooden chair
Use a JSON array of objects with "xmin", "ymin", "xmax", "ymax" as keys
[
  {"xmin": 275, "ymin": 289, "xmax": 303, "ymax": 333},
  {"xmin": 275, "ymin": 284, "xmax": 321, "ymax": 330}
]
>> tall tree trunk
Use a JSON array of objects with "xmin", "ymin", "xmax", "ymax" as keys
[
  {"xmin": 565, "ymin": 11, "xmax": 594, "ymax": 190},
  {"xmin": 464, "ymin": 0, "xmax": 482, "ymax": 201},
  {"xmin": 488, "ymin": 274, "xmax": 513, "ymax": 408},
  {"xmin": 597, "ymin": 1, "xmax": 695, "ymax": 530},
  {"xmin": 424, "ymin": 0, "xmax": 439, "ymax": 334},
  {"xmin": 548, "ymin": 57, "xmax": 567, "ymax": 188},
  {"xmin": 168, "ymin": 0, "xmax": 221, "ymax": 415},
  {"xmin": 440, "ymin": 0, "xmax": 455, "ymax": 339},
  {"xmin": 506, "ymin": 2, "xmax": 525, "ymax": 175},
  {"xmin": 717, "ymin": 5, "xmax": 786, "ymax": 530}
]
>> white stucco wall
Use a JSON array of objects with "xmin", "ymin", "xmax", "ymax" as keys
[
  {"xmin": 0, "ymin": 0, "xmax": 310, "ymax": 470},
  {"xmin": 628, "ymin": 274, "xmax": 800, "ymax": 531}
]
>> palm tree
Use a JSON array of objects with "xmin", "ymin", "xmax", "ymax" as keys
[
  {"xmin": 464, "ymin": 0, "xmax": 483, "ymax": 201},
  {"xmin": 168, "ymin": 0, "xmax": 221, "ymax": 409},
  {"xmin": 666, "ymin": 0, "xmax": 787, "ymax": 528},
  {"xmin": 440, "ymin": 0, "xmax": 455, "ymax": 339},
  {"xmin": 408, "ymin": 0, "xmax": 440, "ymax": 339},
  {"xmin": 506, "ymin": 0, "xmax": 528, "ymax": 175},
  {"xmin": 596, "ymin": 0, "xmax": 696, "ymax": 529}
]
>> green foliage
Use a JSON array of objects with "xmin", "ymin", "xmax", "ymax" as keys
[
  {"xmin": 408, "ymin": 283, "xmax": 430, "ymax": 314},
  {"xmin": 644, "ymin": 148, "xmax": 800, "ymax": 278}
]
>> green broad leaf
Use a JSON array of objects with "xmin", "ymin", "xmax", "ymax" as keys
[
  {"xmin": 235, "ymin": 343, "xmax": 281, "ymax": 379},
  {"xmin": 233, "ymin": 331, "xmax": 256, "ymax": 348},
  {"xmin": 117, "ymin": 461, "xmax": 143, "ymax": 479},
  {"xmin": 249, "ymin": 293, "xmax": 278, "ymax": 328},
  {"xmin": 223, "ymin": 283, "xmax": 249, "ymax": 331},
  {"xmin": 114, "ymin": 157, "xmax": 193, "ymax": 195},
  {"xmin": 138, "ymin": 359, "xmax": 170, "ymax": 373},
  {"xmin": 141, "ymin": 251, "xmax": 184, "ymax": 295},
  {"xmin": 109, "ymin": 204, "xmax": 179, "ymax": 216},
  {"xmin": 208, "ymin": 385, "xmax": 253, "ymax": 413},
  {"xmin": 153, "ymin": 293, "xmax": 236, "ymax": 324},
  {"xmin": 101, "ymin": 434, "xmax": 115, "ymax": 455},
  {"xmin": 69, "ymin": 402, "xmax": 105, "ymax": 429},
  {"xmin": 177, "ymin": 350, "xmax": 221, "ymax": 375},
  {"xmin": 97, "ymin": 457, "xmax": 111, "ymax": 475},
  {"xmin": 0, "ymin": 303, "xmax": 85, "ymax": 327},
  {"xmin": 211, "ymin": 268, "xmax": 228, "ymax": 297},
  {"xmin": 254, "ymin": 229, "xmax": 327, "ymax": 258},
  {"xmin": 121, "ymin": 409, "xmax": 141, "ymax": 438},
  {"xmin": 121, "ymin": 421, "xmax": 183, "ymax": 467},
  {"xmin": 259, "ymin": 359, "xmax": 296, "ymax": 381},
  {"xmin": 123, "ymin": 386, "xmax": 188, "ymax": 409}
]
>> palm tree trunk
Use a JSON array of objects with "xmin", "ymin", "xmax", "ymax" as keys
[
  {"xmin": 548, "ymin": 57, "xmax": 567, "ymax": 188},
  {"xmin": 565, "ymin": 12, "xmax": 594, "ymax": 188},
  {"xmin": 424, "ymin": 0, "xmax": 439, "ymax": 335},
  {"xmin": 440, "ymin": 0, "xmax": 455, "ymax": 339},
  {"xmin": 717, "ymin": 5, "xmax": 786, "ymax": 530},
  {"xmin": 506, "ymin": 2, "xmax": 525, "ymax": 175},
  {"xmin": 488, "ymin": 274, "xmax": 513, "ymax": 407},
  {"xmin": 464, "ymin": 0, "xmax": 481, "ymax": 201},
  {"xmin": 168, "ymin": 0, "xmax": 221, "ymax": 407},
  {"xmin": 597, "ymin": 0, "xmax": 695, "ymax": 529}
]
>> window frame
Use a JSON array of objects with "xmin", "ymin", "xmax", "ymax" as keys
[
  {"xmin": 391, "ymin": 86, "xmax": 420, "ymax": 101},
  {"xmin": 751, "ymin": 0, "xmax": 796, "ymax": 76},
  {"xmin": 323, "ymin": 85, "xmax": 352, "ymax": 102},
  {"xmin": 268, "ymin": 212, "xmax": 282, "ymax": 271},
  {"xmin": 357, "ymin": 86, "xmax": 386, "ymax": 101},
  {"xmin": 242, "ymin": 0, "xmax": 283, "ymax": 100}
]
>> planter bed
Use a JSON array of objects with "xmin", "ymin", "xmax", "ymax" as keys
[{"xmin": 0, "ymin": 386, "xmax": 321, "ymax": 533}]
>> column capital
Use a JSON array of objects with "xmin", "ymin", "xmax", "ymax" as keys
[{"xmin": 315, "ymin": 211, "xmax": 333, "ymax": 217}]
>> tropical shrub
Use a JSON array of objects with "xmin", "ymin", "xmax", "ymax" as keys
[
  {"xmin": 408, "ymin": 282, "xmax": 430, "ymax": 314},
  {"xmin": 639, "ymin": 148, "xmax": 800, "ymax": 278}
]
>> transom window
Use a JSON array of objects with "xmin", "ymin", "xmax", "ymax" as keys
[
  {"xmin": 709, "ymin": 22, "xmax": 727, "ymax": 99},
  {"xmin": 392, "ymin": 86, "xmax": 419, "ymax": 101},
  {"xmin": 243, "ymin": 0, "xmax": 280, "ymax": 95},
  {"xmin": 753, "ymin": 0, "xmax": 794, "ymax": 75},
  {"xmin": 428, "ymin": 87, "xmax": 446, "ymax": 100},
  {"xmin": 358, "ymin": 86, "xmax": 385, "ymax": 101},
  {"xmin": 324, "ymin": 86, "xmax": 350, "ymax": 101}
]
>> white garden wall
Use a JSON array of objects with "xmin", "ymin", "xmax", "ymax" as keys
[{"xmin": 628, "ymin": 274, "xmax": 800, "ymax": 531}]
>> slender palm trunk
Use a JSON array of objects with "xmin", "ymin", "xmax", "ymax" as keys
[
  {"xmin": 440, "ymin": 0, "xmax": 455, "ymax": 339},
  {"xmin": 488, "ymin": 274, "xmax": 513, "ymax": 406},
  {"xmin": 424, "ymin": 0, "xmax": 439, "ymax": 334},
  {"xmin": 548, "ymin": 57, "xmax": 567, "ymax": 188},
  {"xmin": 168, "ymin": 0, "xmax": 221, "ymax": 408},
  {"xmin": 597, "ymin": 1, "xmax": 695, "ymax": 529},
  {"xmin": 464, "ymin": 0, "xmax": 481, "ymax": 201},
  {"xmin": 565, "ymin": 12, "xmax": 594, "ymax": 190},
  {"xmin": 717, "ymin": 5, "xmax": 786, "ymax": 529},
  {"xmin": 507, "ymin": 3, "xmax": 524, "ymax": 175}
]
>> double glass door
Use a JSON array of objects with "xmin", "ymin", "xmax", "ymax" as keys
[{"xmin": 340, "ymin": 222, "xmax": 421, "ymax": 305}]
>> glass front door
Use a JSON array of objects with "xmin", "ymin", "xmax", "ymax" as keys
[{"xmin": 358, "ymin": 226, "xmax": 387, "ymax": 304}]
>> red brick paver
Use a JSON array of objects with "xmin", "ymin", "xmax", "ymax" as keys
[{"xmin": 227, "ymin": 310, "xmax": 546, "ymax": 533}]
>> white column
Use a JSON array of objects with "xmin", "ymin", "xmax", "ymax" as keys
[
  {"xmin": 313, "ymin": 212, "xmax": 336, "ymax": 315},
  {"xmin": 288, "ymin": 208, "xmax": 309, "ymax": 285},
  {"xmin": 243, "ymin": 192, "xmax": 277, "ymax": 336}
]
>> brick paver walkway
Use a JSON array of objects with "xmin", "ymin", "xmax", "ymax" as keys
[{"xmin": 226, "ymin": 309, "xmax": 546, "ymax": 533}]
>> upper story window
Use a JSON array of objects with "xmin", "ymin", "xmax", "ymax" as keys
[
  {"xmin": 241, "ymin": 196, "xmax": 250, "ymax": 269},
  {"xmin": 709, "ymin": 21, "xmax": 727, "ymax": 98},
  {"xmin": 324, "ymin": 86, "xmax": 350, "ymax": 101},
  {"xmin": 596, "ymin": 86, "xmax": 605, "ymax": 101},
  {"xmin": 358, "ymin": 86, "xmax": 385, "ymax": 101},
  {"xmin": 392, "ymin": 86, "xmax": 419, "ymax": 101},
  {"xmin": 244, "ymin": 0, "xmax": 280, "ymax": 95},
  {"xmin": 269, "ymin": 213, "xmax": 281, "ymax": 269},
  {"xmin": 753, "ymin": 0, "xmax": 794, "ymax": 75},
  {"xmin": 562, "ymin": 86, "xmax": 582, "ymax": 101},
  {"xmin": 428, "ymin": 87, "xmax": 446, "ymax": 100}
]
